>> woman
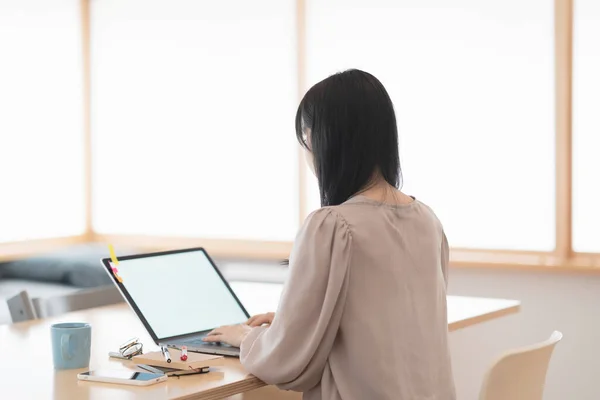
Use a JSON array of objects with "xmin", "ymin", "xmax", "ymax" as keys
[{"xmin": 203, "ymin": 69, "xmax": 456, "ymax": 400}]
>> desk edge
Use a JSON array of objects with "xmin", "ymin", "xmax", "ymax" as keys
[
  {"xmin": 449, "ymin": 303, "xmax": 521, "ymax": 332},
  {"xmin": 173, "ymin": 375, "xmax": 265, "ymax": 400}
]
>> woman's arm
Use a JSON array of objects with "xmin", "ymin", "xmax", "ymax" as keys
[{"xmin": 240, "ymin": 208, "xmax": 352, "ymax": 392}]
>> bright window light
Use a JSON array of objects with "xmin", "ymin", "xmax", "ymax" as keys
[
  {"xmin": 573, "ymin": 0, "xmax": 600, "ymax": 252},
  {"xmin": 0, "ymin": 0, "xmax": 85, "ymax": 242},
  {"xmin": 91, "ymin": 0, "xmax": 298, "ymax": 241},
  {"xmin": 305, "ymin": 0, "xmax": 555, "ymax": 251}
]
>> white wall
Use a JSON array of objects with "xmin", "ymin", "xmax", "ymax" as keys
[{"xmin": 448, "ymin": 268, "xmax": 600, "ymax": 400}]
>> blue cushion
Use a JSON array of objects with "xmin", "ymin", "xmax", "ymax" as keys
[{"xmin": 0, "ymin": 243, "xmax": 138, "ymax": 288}]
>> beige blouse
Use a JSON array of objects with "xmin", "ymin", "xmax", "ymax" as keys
[{"xmin": 240, "ymin": 195, "xmax": 456, "ymax": 400}]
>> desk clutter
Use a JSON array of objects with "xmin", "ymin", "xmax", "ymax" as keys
[
  {"xmin": 107, "ymin": 338, "xmax": 224, "ymax": 381},
  {"xmin": 133, "ymin": 347, "xmax": 224, "ymax": 371}
]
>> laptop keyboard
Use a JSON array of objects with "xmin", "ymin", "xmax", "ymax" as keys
[
  {"xmin": 183, "ymin": 338, "xmax": 212, "ymax": 345},
  {"xmin": 180, "ymin": 337, "xmax": 230, "ymax": 347}
]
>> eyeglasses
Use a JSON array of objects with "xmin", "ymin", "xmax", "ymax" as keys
[{"xmin": 119, "ymin": 337, "xmax": 144, "ymax": 359}]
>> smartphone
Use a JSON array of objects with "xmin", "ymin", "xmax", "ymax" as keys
[{"xmin": 77, "ymin": 370, "xmax": 167, "ymax": 386}]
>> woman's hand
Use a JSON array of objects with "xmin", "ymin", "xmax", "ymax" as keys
[
  {"xmin": 201, "ymin": 313, "xmax": 275, "ymax": 347},
  {"xmin": 202, "ymin": 324, "xmax": 253, "ymax": 348},
  {"xmin": 247, "ymin": 312, "xmax": 275, "ymax": 327}
]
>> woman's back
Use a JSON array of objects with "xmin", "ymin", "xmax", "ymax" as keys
[
  {"xmin": 240, "ymin": 194, "xmax": 456, "ymax": 400},
  {"xmin": 326, "ymin": 195, "xmax": 455, "ymax": 400}
]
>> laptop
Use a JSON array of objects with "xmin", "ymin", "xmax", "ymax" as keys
[{"xmin": 101, "ymin": 247, "xmax": 250, "ymax": 357}]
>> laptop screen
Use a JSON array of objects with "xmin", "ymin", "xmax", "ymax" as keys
[{"xmin": 109, "ymin": 249, "xmax": 248, "ymax": 340}]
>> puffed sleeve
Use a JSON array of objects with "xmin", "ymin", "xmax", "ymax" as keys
[{"xmin": 239, "ymin": 208, "xmax": 352, "ymax": 391}]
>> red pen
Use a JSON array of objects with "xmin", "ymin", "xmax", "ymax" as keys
[{"xmin": 180, "ymin": 346, "xmax": 188, "ymax": 361}]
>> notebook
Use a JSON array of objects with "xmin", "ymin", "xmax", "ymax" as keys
[
  {"xmin": 133, "ymin": 348, "xmax": 223, "ymax": 370},
  {"xmin": 137, "ymin": 364, "xmax": 210, "ymax": 377}
]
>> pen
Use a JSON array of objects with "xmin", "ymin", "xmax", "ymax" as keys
[{"xmin": 161, "ymin": 345, "xmax": 172, "ymax": 363}]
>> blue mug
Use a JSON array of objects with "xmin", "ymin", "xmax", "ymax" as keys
[{"xmin": 51, "ymin": 323, "xmax": 91, "ymax": 370}]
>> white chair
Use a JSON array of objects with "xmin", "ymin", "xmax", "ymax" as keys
[
  {"xmin": 7, "ymin": 285, "xmax": 124, "ymax": 322},
  {"xmin": 479, "ymin": 331, "xmax": 563, "ymax": 400},
  {"xmin": 32, "ymin": 285, "xmax": 124, "ymax": 318},
  {"xmin": 7, "ymin": 291, "xmax": 37, "ymax": 322}
]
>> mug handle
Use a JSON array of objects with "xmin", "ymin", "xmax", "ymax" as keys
[{"xmin": 61, "ymin": 334, "xmax": 72, "ymax": 360}]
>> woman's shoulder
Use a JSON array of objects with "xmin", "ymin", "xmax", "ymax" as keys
[
  {"xmin": 332, "ymin": 196, "xmax": 443, "ymax": 232},
  {"xmin": 302, "ymin": 197, "xmax": 443, "ymax": 234},
  {"xmin": 302, "ymin": 207, "xmax": 350, "ymax": 233},
  {"xmin": 292, "ymin": 208, "xmax": 353, "ymax": 259}
]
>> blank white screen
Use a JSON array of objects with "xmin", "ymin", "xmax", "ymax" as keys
[
  {"xmin": 304, "ymin": 0, "xmax": 555, "ymax": 251},
  {"xmin": 115, "ymin": 251, "xmax": 248, "ymax": 339}
]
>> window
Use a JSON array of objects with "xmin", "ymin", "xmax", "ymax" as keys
[
  {"xmin": 573, "ymin": 0, "xmax": 600, "ymax": 253},
  {"xmin": 2, "ymin": 0, "xmax": 597, "ymax": 269},
  {"xmin": 305, "ymin": 0, "xmax": 555, "ymax": 251},
  {"xmin": 0, "ymin": 0, "xmax": 85, "ymax": 242},
  {"xmin": 90, "ymin": 0, "xmax": 298, "ymax": 241}
]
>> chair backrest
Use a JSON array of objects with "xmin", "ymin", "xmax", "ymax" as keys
[
  {"xmin": 32, "ymin": 285, "xmax": 124, "ymax": 319},
  {"xmin": 479, "ymin": 331, "xmax": 563, "ymax": 400}
]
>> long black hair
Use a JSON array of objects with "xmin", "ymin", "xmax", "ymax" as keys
[{"xmin": 296, "ymin": 69, "xmax": 402, "ymax": 207}]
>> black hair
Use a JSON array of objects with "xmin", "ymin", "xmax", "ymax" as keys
[{"xmin": 295, "ymin": 69, "xmax": 402, "ymax": 207}]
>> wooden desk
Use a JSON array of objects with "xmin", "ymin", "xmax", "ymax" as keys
[
  {"xmin": 226, "ymin": 282, "xmax": 521, "ymax": 333},
  {"xmin": 0, "ymin": 282, "xmax": 520, "ymax": 400}
]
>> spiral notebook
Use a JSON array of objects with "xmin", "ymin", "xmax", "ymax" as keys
[{"xmin": 133, "ymin": 348, "xmax": 224, "ymax": 370}]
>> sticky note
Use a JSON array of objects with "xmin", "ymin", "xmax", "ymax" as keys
[
  {"xmin": 108, "ymin": 244, "xmax": 119, "ymax": 265},
  {"xmin": 117, "ymin": 275, "xmax": 123, "ymax": 283}
]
